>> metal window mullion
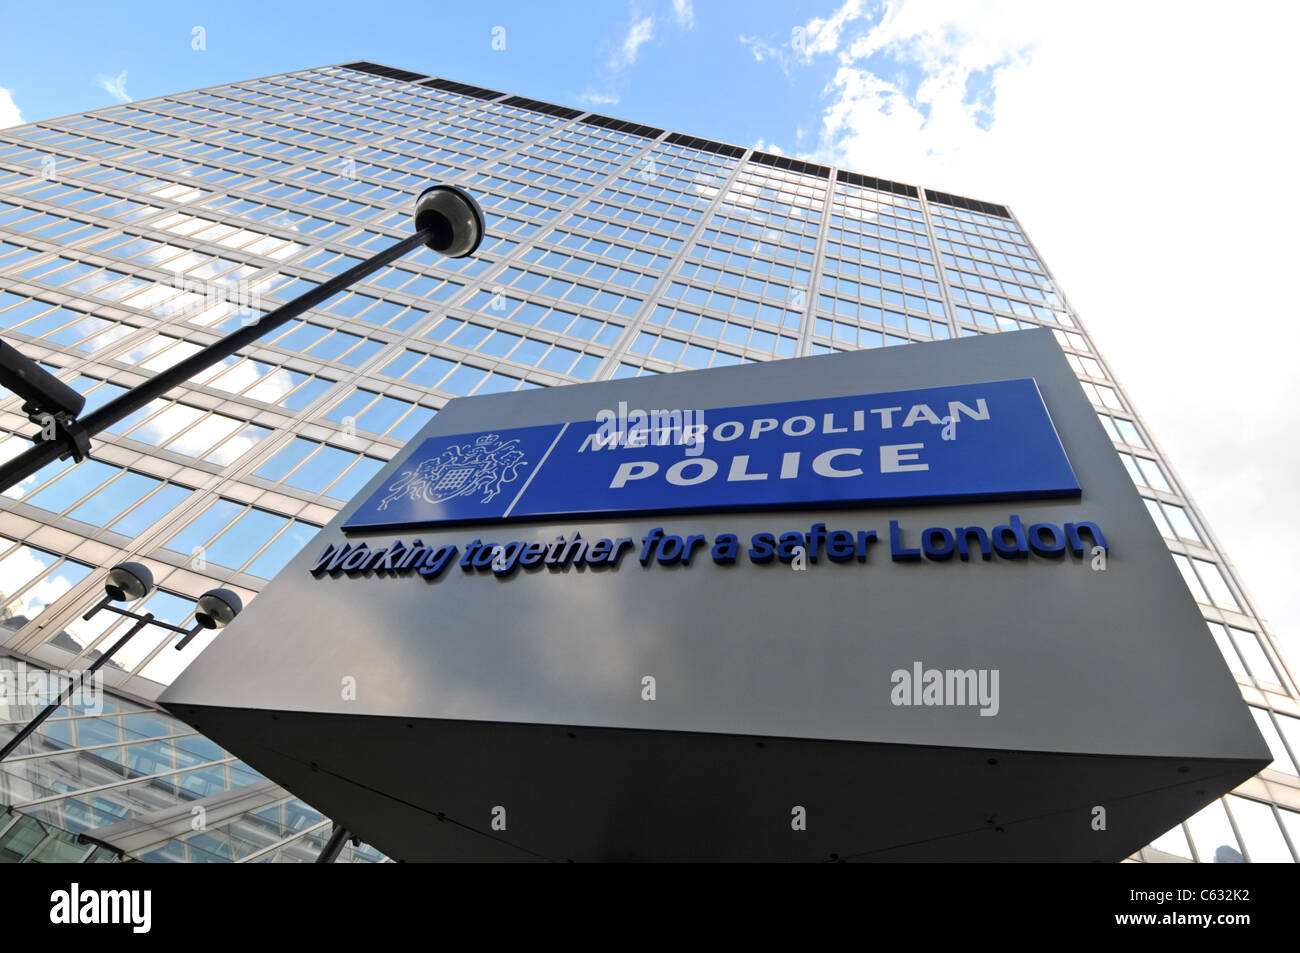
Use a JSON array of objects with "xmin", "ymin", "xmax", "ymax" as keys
[
  {"xmin": 0, "ymin": 700, "xmax": 161, "ymax": 730},
  {"xmin": 236, "ymin": 817, "xmax": 333, "ymax": 863},
  {"xmin": 0, "ymin": 729, "xmax": 201, "ymax": 763},
  {"xmin": 0, "ymin": 808, "xmax": 23, "ymax": 841},
  {"xmin": 592, "ymin": 148, "xmax": 753, "ymax": 378},
  {"xmin": 917, "ymin": 190, "xmax": 962, "ymax": 339},
  {"xmin": 793, "ymin": 172, "xmax": 836, "ymax": 358},
  {"xmin": 11, "ymin": 754, "xmax": 239, "ymax": 809},
  {"xmin": 1219, "ymin": 796, "xmax": 1254, "ymax": 863}
]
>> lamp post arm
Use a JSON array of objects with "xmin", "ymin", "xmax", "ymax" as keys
[
  {"xmin": 0, "ymin": 228, "xmax": 431, "ymax": 494},
  {"xmin": 0, "ymin": 613, "xmax": 154, "ymax": 761}
]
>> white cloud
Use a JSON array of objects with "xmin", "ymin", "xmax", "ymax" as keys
[
  {"xmin": 0, "ymin": 546, "xmax": 74, "ymax": 627},
  {"xmin": 788, "ymin": 0, "xmax": 1300, "ymax": 659},
  {"xmin": 739, "ymin": 33, "xmax": 778, "ymax": 63},
  {"xmin": 579, "ymin": 89, "xmax": 620, "ymax": 106},
  {"xmin": 0, "ymin": 87, "xmax": 22, "ymax": 128},
  {"xmin": 798, "ymin": 0, "xmax": 869, "ymax": 62},
  {"xmin": 95, "ymin": 69, "xmax": 131, "ymax": 103},
  {"xmin": 673, "ymin": 0, "xmax": 695, "ymax": 29},
  {"xmin": 610, "ymin": 16, "xmax": 655, "ymax": 69}
]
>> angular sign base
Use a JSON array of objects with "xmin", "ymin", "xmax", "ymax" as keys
[{"xmin": 171, "ymin": 704, "xmax": 1264, "ymax": 862}]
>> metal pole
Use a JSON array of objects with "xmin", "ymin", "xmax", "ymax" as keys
[
  {"xmin": 0, "ymin": 613, "xmax": 153, "ymax": 761},
  {"xmin": 315, "ymin": 823, "xmax": 352, "ymax": 863},
  {"xmin": 0, "ymin": 229, "xmax": 431, "ymax": 493}
]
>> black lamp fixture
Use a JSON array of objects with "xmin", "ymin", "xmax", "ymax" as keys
[
  {"xmin": 102, "ymin": 561, "xmax": 154, "ymax": 603},
  {"xmin": 192, "ymin": 588, "xmax": 243, "ymax": 634},
  {"xmin": 413, "ymin": 184, "xmax": 485, "ymax": 258},
  {"xmin": 0, "ymin": 562, "xmax": 247, "ymax": 761}
]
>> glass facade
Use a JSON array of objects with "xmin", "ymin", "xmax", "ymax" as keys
[{"xmin": 0, "ymin": 62, "xmax": 1295, "ymax": 862}]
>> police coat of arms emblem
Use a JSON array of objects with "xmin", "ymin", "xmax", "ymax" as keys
[{"xmin": 377, "ymin": 433, "xmax": 528, "ymax": 510}]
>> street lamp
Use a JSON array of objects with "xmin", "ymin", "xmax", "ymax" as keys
[
  {"xmin": 188, "ymin": 588, "xmax": 243, "ymax": 640},
  {"xmin": 0, "ymin": 562, "xmax": 244, "ymax": 761},
  {"xmin": 103, "ymin": 561, "xmax": 154, "ymax": 602},
  {"xmin": 0, "ymin": 338, "xmax": 86, "ymax": 423},
  {"xmin": 413, "ymin": 184, "xmax": 484, "ymax": 258},
  {"xmin": 0, "ymin": 184, "xmax": 485, "ymax": 494}
]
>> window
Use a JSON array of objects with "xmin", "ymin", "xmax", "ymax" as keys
[
  {"xmin": 245, "ymin": 521, "xmax": 320, "ymax": 579},
  {"xmin": 1248, "ymin": 708, "xmax": 1296, "ymax": 775},
  {"xmin": 0, "ymin": 540, "xmax": 93, "ymax": 632},
  {"xmin": 66, "ymin": 472, "xmax": 168, "ymax": 527},
  {"xmin": 1184, "ymin": 799, "xmax": 1242, "ymax": 863},
  {"xmin": 253, "ymin": 438, "xmax": 382, "ymax": 499},
  {"xmin": 165, "ymin": 498, "xmax": 245, "ymax": 558},
  {"xmin": 108, "ymin": 483, "xmax": 191, "ymax": 537},
  {"xmin": 1226, "ymin": 797, "xmax": 1295, "ymax": 862}
]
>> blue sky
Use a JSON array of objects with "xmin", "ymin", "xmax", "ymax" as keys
[
  {"xmin": 0, "ymin": 1, "xmax": 870, "ymax": 154},
  {"xmin": 1, "ymin": 0, "xmax": 1298, "ymax": 657}
]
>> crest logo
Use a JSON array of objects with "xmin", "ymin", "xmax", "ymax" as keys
[{"xmin": 378, "ymin": 433, "xmax": 528, "ymax": 511}]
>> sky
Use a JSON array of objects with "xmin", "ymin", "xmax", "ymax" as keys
[{"xmin": 0, "ymin": 0, "xmax": 1296, "ymax": 662}]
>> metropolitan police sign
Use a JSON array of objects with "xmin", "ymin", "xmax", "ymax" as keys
[
  {"xmin": 161, "ymin": 329, "xmax": 1271, "ymax": 862},
  {"xmin": 344, "ymin": 377, "xmax": 1079, "ymax": 530}
]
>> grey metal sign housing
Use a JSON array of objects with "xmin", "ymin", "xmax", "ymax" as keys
[{"xmin": 160, "ymin": 328, "xmax": 1270, "ymax": 861}]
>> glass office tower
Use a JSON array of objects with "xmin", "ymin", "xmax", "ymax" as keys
[{"xmin": 0, "ymin": 62, "xmax": 1295, "ymax": 863}]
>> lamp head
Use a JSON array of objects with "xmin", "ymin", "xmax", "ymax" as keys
[
  {"xmin": 412, "ymin": 185, "xmax": 484, "ymax": 258},
  {"xmin": 0, "ymin": 339, "xmax": 86, "ymax": 423},
  {"xmin": 104, "ymin": 562, "xmax": 154, "ymax": 603},
  {"xmin": 195, "ymin": 588, "xmax": 243, "ymax": 630}
]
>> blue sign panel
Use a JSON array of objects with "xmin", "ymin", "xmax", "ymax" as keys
[{"xmin": 343, "ymin": 378, "xmax": 1079, "ymax": 531}]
